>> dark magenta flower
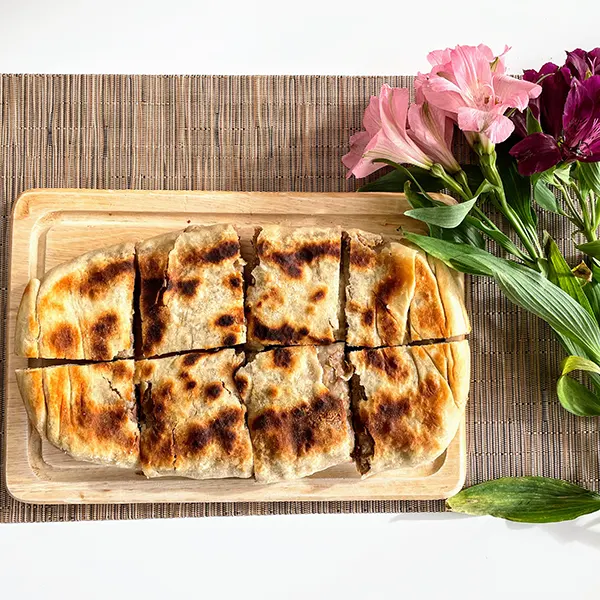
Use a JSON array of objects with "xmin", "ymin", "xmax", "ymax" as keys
[
  {"xmin": 564, "ymin": 48, "xmax": 600, "ymax": 80},
  {"xmin": 522, "ymin": 62, "xmax": 571, "ymax": 139},
  {"xmin": 510, "ymin": 75, "xmax": 600, "ymax": 175}
]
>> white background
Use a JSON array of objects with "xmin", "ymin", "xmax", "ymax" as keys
[{"xmin": 2, "ymin": 1, "xmax": 600, "ymax": 598}]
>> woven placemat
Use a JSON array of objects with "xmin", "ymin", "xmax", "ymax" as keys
[{"xmin": 1, "ymin": 74, "xmax": 598, "ymax": 523}]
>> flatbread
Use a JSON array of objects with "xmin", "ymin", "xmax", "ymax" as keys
[
  {"xmin": 345, "ymin": 229, "xmax": 470, "ymax": 346},
  {"xmin": 349, "ymin": 340, "xmax": 470, "ymax": 476},
  {"xmin": 16, "ymin": 361, "xmax": 139, "ymax": 469},
  {"xmin": 15, "ymin": 242, "xmax": 135, "ymax": 360},
  {"xmin": 137, "ymin": 225, "xmax": 246, "ymax": 357},
  {"xmin": 136, "ymin": 349, "xmax": 253, "ymax": 479},
  {"xmin": 246, "ymin": 226, "xmax": 342, "ymax": 347},
  {"xmin": 236, "ymin": 343, "xmax": 354, "ymax": 483}
]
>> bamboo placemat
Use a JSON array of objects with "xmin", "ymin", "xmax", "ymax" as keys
[{"xmin": 1, "ymin": 74, "xmax": 598, "ymax": 523}]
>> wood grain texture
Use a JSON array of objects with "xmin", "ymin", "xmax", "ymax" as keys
[{"xmin": 5, "ymin": 189, "xmax": 467, "ymax": 504}]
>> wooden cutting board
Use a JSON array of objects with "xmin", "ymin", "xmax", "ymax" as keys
[{"xmin": 4, "ymin": 189, "xmax": 467, "ymax": 504}]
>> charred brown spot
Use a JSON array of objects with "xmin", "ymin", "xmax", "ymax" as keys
[
  {"xmin": 266, "ymin": 386, "xmax": 279, "ymax": 399},
  {"xmin": 362, "ymin": 308, "xmax": 374, "ymax": 326},
  {"xmin": 227, "ymin": 275, "xmax": 242, "ymax": 290},
  {"xmin": 350, "ymin": 243, "xmax": 374, "ymax": 268},
  {"xmin": 155, "ymin": 381, "xmax": 174, "ymax": 402},
  {"xmin": 141, "ymin": 277, "xmax": 166, "ymax": 312},
  {"xmin": 264, "ymin": 241, "xmax": 340, "ymax": 279},
  {"xmin": 216, "ymin": 314, "xmax": 235, "ymax": 327},
  {"xmin": 205, "ymin": 382, "xmax": 223, "ymax": 399},
  {"xmin": 76, "ymin": 397, "xmax": 137, "ymax": 451},
  {"xmin": 182, "ymin": 353, "xmax": 202, "ymax": 366},
  {"xmin": 223, "ymin": 334, "xmax": 237, "ymax": 346},
  {"xmin": 182, "ymin": 240, "xmax": 240, "ymax": 266},
  {"xmin": 235, "ymin": 374, "xmax": 248, "ymax": 397},
  {"xmin": 185, "ymin": 380, "xmax": 197, "ymax": 391},
  {"xmin": 250, "ymin": 318, "xmax": 310, "ymax": 345},
  {"xmin": 309, "ymin": 335, "xmax": 335, "ymax": 345},
  {"xmin": 272, "ymin": 348, "xmax": 293, "ymax": 369},
  {"xmin": 139, "ymin": 362, "xmax": 154, "ymax": 380},
  {"xmin": 364, "ymin": 349, "xmax": 410, "ymax": 381},
  {"xmin": 310, "ymin": 287, "xmax": 327, "ymax": 302},
  {"xmin": 90, "ymin": 312, "xmax": 119, "ymax": 359},
  {"xmin": 80, "ymin": 258, "xmax": 134, "ymax": 299},
  {"xmin": 250, "ymin": 393, "xmax": 345, "ymax": 457},
  {"xmin": 175, "ymin": 278, "xmax": 200, "ymax": 297},
  {"xmin": 48, "ymin": 323, "xmax": 77, "ymax": 354},
  {"xmin": 111, "ymin": 361, "xmax": 130, "ymax": 381},
  {"xmin": 143, "ymin": 308, "xmax": 168, "ymax": 355},
  {"xmin": 370, "ymin": 397, "xmax": 411, "ymax": 437},
  {"xmin": 180, "ymin": 408, "xmax": 242, "ymax": 456}
]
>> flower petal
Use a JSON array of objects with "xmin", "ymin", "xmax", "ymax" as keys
[
  {"xmin": 450, "ymin": 45, "xmax": 494, "ymax": 102},
  {"xmin": 362, "ymin": 95, "xmax": 381, "ymax": 137},
  {"xmin": 509, "ymin": 133, "xmax": 562, "ymax": 175},
  {"xmin": 408, "ymin": 103, "xmax": 460, "ymax": 172},
  {"xmin": 563, "ymin": 76, "xmax": 600, "ymax": 160},
  {"xmin": 493, "ymin": 74, "xmax": 541, "ymax": 111},
  {"xmin": 427, "ymin": 48, "xmax": 453, "ymax": 67}
]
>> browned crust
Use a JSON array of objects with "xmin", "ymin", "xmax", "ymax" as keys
[{"xmin": 136, "ymin": 350, "xmax": 253, "ymax": 479}]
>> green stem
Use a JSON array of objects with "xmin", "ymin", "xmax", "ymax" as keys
[
  {"xmin": 479, "ymin": 151, "xmax": 543, "ymax": 267},
  {"xmin": 556, "ymin": 182, "xmax": 585, "ymax": 231}
]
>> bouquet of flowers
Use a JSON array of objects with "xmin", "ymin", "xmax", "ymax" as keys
[{"xmin": 344, "ymin": 45, "xmax": 600, "ymax": 522}]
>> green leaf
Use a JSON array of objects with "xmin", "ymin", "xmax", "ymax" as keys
[
  {"xmin": 545, "ymin": 235, "xmax": 594, "ymax": 317},
  {"xmin": 577, "ymin": 240, "xmax": 600, "ymax": 259},
  {"xmin": 496, "ymin": 149, "xmax": 537, "ymax": 229},
  {"xmin": 358, "ymin": 166, "xmax": 446, "ymax": 193},
  {"xmin": 402, "ymin": 232, "xmax": 500, "ymax": 276},
  {"xmin": 405, "ymin": 197, "xmax": 478, "ymax": 228},
  {"xmin": 463, "ymin": 215, "xmax": 523, "ymax": 257},
  {"xmin": 406, "ymin": 233, "xmax": 600, "ymax": 362},
  {"xmin": 526, "ymin": 108, "xmax": 543, "ymax": 134},
  {"xmin": 533, "ymin": 180, "xmax": 560, "ymax": 214},
  {"xmin": 583, "ymin": 262, "xmax": 600, "ymax": 325},
  {"xmin": 577, "ymin": 162, "xmax": 600, "ymax": 197},
  {"xmin": 447, "ymin": 477, "xmax": 600, "ymax": 523},
  {"xmin": 495, "ymin": 263, "xmax": 600, "ymax": 363},
  {"xmin": 557, "ymin": 355, "xmax": 600, "ymax": 416}
]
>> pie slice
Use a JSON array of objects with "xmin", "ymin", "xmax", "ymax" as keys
[
  {"xmin": 15, "ymin": 242, "xmax": 135, "ymax": 360},
  {"xmin": 236, "ymin": 343, "xmax": 354, "ymax": 483},
  {"xmin": 16, "ymin": 361, "xmax": 139, "ymax": 469},
  {"xmin": 345, "ymin": 229, "xmax": 470, "ymax": 346},
  {"xmin": 349, "ymin": 340, "xmax": 470, "ymax": 476},
  {"xmin": 136, "ymin": 349, "xmax": 253, "ymax": 479},
  {"xmin": 246, "ymin": 226, "xmax": 343, "ymax": 347},
  {"xmin": 137, "ymin": 225, "xmax": 246, "ymax": 357}
]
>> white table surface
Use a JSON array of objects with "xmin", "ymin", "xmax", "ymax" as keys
[{"xmin": 2, "ymin": 1, "xmax": 600, "ymax": 598}]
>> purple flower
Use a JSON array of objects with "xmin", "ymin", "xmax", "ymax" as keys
[
  {"xmin": 522, "ymin": 62, "xmax": 571, "ymax": 139},
  {"xmin": 564, "ymin": 48, "xmax": 600, "ymax": 80},
  {"xmin": 510, "ymin": 75, "xmax": 600, "ymax": 175}
]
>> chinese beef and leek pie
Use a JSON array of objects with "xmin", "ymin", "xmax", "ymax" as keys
[
  {"xmin": 16, "ymin": 361, "xmax": 139, "ymax": 468},
  {"xmin": 349, "ymin": 340, "xmax": 470, "ymax": 476},
  {"xmin": 236, "ymin": 344, "xmax": 354, "ymax": 483},
  {"xmin": 246, "ymin": 226, "xmax": 343, "ymax": 347},
  {"xmin": 345, "ymin": 229, "xmax": 470, "ymax": 347},
  {"xmin": 15, "ymin": 242, "xmax": 135, "ymax": 360},
  {"xmin": 135, "ymin": 349, "xmax": 253, "ymax": 480},
  {"xmin": 137, "ymin": 225, "xmax": 246, "ymax": 357}
]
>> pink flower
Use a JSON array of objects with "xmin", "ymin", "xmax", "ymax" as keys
[
  {"xmin": 408, "ymin": 102, "xmax": 460, "ymax": 173},
  {"xmin": 417, "ymin": 44, "xmax": 542, "ymax": 148},
  {"xmin": 343, "ymin": 84, "xmax": 433, "ymax": 179}
]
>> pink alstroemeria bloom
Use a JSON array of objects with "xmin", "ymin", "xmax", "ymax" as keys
[
  {"xmin": 343, "ymin": 84, "xmax": 433, "ymax": 178},
  {"xmin": 417, "ymin": 44, "xmax": 542, "ymax": 149},
  {"xmin": 408, "ymin": 102, "xmax": 461, "ymax": 173}
]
